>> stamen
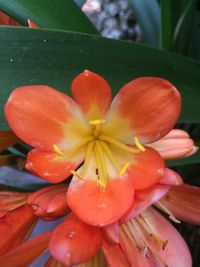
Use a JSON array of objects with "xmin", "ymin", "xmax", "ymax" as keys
[
  {"xmin": 70, "ymin": 170, "xmax": 85, "ymax": 180},
  {"xmin": 120, "ymin": 162, "xmax": 129, "ymax": 176},
  {"xmin": 137, "ymin": 215, "xmax": 168, "ymax": 250},
  {"xmin": 134, "ymin": 137, "xmax": 146, "ymax": 152},
  {"xmin": 99, "ymin": 134, "xmax": 138, "ymax": 153},
  {"xmin": 94, "ymin": 141, "xmax": 107, "ymax": 187},
  {"xmin": 80, "ymin": 141, "xmax": 94, "ymax": 175},
  {"xmin": 89, "ymin": 119, "xmax": 106, "ymax": 126},
  {"xmin": 53, "ymin": 144, "xmax": 64, "ymax": 157},
  {"xmin": 100, "ymin": 141, "xmax": 120, "ymax": 172},
  {"xmin": 156, "ymin": 201, "xmax": 181, "ymax": 224}
]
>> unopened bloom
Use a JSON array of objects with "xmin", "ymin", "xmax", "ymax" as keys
[
  {"xmin": 5, "ymin": 70, "xmax": 180, "ymax": 226},
  {"xmin": 28, "ymin": 184, "xmax": 69, "ymax": 220},
  {"xmin": 149, "ymin": 129, "xmax": 198, "ymax": 160},
  {"xmin": 0, "ymin": 191, "xmax": 36, "ymax": 256}
]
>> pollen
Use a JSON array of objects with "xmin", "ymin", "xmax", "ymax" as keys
[
  {"xmin": 134, "ymin": 137, "xmax": 146, "ymax": 152},
  {"xmin": 89, "ymin": 119, "xmax": 106, "ymax": 126},
  {"xmin": 53, "ymin": 144, "xmax": 64, "ymax": 157},
  {"xmin": 120, "ymin": 162, "xmax": 130, "ymax": 176}
]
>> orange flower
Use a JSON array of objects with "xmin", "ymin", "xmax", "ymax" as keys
[{"xmin": 5, "ymin": 70, "xmax": 181, "ymax": 226}]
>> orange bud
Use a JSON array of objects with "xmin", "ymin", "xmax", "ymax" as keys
[
  {"xmin": 0, "ymin": 191, "xmax": 30, "ymax": 218},
  {"xmin": 28, "ymin": 185, "xmax": 69, "ymax": 220},
  {"xmin": 28, "ymin": 19, "xmax": 39, "ymax": 28},
  {"xmin": 0, "ymin": 11, "xmax": 21, "ymax": 26},
  {"xmin": 149, "ymin": 129, "xmax": 198, "ymax": 160}
]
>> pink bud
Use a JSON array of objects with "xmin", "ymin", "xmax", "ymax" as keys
[
  {"xmin": 149, "ymin": 129, "xmax": 198, "ymax": 160},
  {"xmin": 28, "ymin": 185, "xmax": 69, "ymax": 220}
]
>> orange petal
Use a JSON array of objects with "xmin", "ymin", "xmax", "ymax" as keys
[
  {"xmin": 103, "ymin": 77, "xmax": 181, "ymax": 144},
  {"xmin": 5, "ymin": 85, "xmax": 89, "ymax": 151},
  {"xmin": 120, "ymin": 184, "xmax": 170, "ymax": 223},
  {"xmin": 127, "ymin": 147, "xmax": 165, "ymax": 190},
  {"xmin": 26, "ymin": 148, "xmax": 84, "ymax": 183},
  {"xmin": 160, "ymin": 183, "xmax": 200, "ymax": 225},
  {"xmin": 0, "ymin": 204, "xmax": 36, "ymax": 256},
  {"xmin": 141, "ymin": 208, "xmax": 192, "ymax": 267},
  {"xmin": 0, "ymin": 231, "xmax": 51, "ymax": 267},
  {"xmin": 67, "ymin": 177, "xmax": 134, "ymax": 226},
  {"xmin": 0, "ymin": 131, "xmax": 19, "ymax": 152},
  {"xmin": 49, "ymin": 213, "xmax": 102, "ymax": 265},
  {"xmin": 102, "ymin": 240, "xmax": 131, "ymax": 267},
  {"xmin": 71, "ymin": 70, "xmax": 112, "ymax": 119}
]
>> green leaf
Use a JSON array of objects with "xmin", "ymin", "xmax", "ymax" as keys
[
  {"xmin": 0, "ymin": 0, "xmax": 98, "ymax": 34},
  {"xmin": 173, "ymin": 0, "xmax": 198, "ymax": 55},
  {"xmin": 189, "ymin": 11, "xmax": 200, "ymax": 60},
  {"xmin": 167, "ymin": 149, "xmax": 200, "ymax": 167},
  {"xmin": 128, "ymin": 0, "xmax": 160, "ymax": 47},
  {"xmin": 160, "ymin": 0, "xmax": 173, "ymax": 50},
  {"xmin": 0, "ymin": 27, "xmax": 200, "ymax": 129},
  {"xmin": 160, "ymin": 0, "xmax": 197, "ymax": 55}
]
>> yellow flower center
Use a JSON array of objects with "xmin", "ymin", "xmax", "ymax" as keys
[{"xmin": 53, "ymin": 119, "xmax": 146, "ymax": 188}]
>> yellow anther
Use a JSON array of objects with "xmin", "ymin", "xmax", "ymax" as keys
[
  {"xmin": 134, "ymin": 137, "xmax": 146, "ymax": 152},
  {"xmin": 98, "ymin": 178, "xmax": 106, "ymax": 188},
  {"xmin": 89, "ymin": 119, "xmax": 106, "ymax": 126},
  {"xmin": 120, "ymin": 162, "xmax": 129, "ymax": 176},
  {"xmin": 70, "ymin": 170, "xmax": 85, "ymax": 181},
  {"xmin": 53, "ymin": 144, "xmax": 64, "ymax": 157}
]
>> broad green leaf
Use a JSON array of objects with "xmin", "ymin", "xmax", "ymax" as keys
[
  {"xmin": 0, "ymin": 0, "xmax": 98, "ymax": 34},
  {"xmin": 160, "ymin": 0, "xmax": 197, "ymax": 55},
  {"xmin": 128, "ymin": 0, "xmax": 160, "ymax": 47},
  {"xmin": 160, "ymin": 0, "xmax": 173, "ymax": 50},
  {"xmin": 167, "ymin": 149, "xmax": 200, "ymax": 167},
  {"xmin": 173, "ymin": 0, "xmax": 198, "ymax": 56},
  {"xmin": 0, "ymin": 27, "xmax": 200, "ymax": 130},
  {"xmin": 189, "ymin": 11, "xmax": 200, "ymax": 60}
]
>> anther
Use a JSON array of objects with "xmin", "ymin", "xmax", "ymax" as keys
[
  {"xmin": 89, "ymin": 119, "xmax": 106, "ymax": 126},
  {"xmin": 53, "ymin": 144, "xmax": 64, "ymax": 157},
  {"xmin": 120, "ymin": 162, "xmax": 129, "ymax": 176},
  {"xmin": 134, "ymin": 137, "xmax": 146, "ymax": 152},
  {"xmin": 70, "ymin": 170, "xmax": 85, "ymax": 181}
]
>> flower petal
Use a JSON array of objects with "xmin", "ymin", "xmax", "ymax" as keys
[
  {"xmin": 120, "ymin": 184, "xmax": 170, "ymax": 223},
  {"xmin": 0, "ymin": 204, "xmax": 36, "ymax": 256},
  {"xmin": 141, "ymin": 207, "xmax": 192, "ymax": 267},
  {"xmin": 103, "ymin": 77, "xmax": 181, "ymax": 144},
  {"xmin": 26, "ymin": 148, "xmax": 84, "ymax": 183},
  {"xmin": 160, "ymin": 183, "xmax": 200, "ymax": 225},
  {"xmin": 102, "ymin": 222, "xmax": 120, "ymax": 244},
  {"xmin": 149, "ymin": 129, "xmax": 197, "ymax": 160},
  {"xmin": 102, "ymin": 240, "xmax": 131, "ymax": 267},
  {"xmin": 126, "ymin": 147, "xmax": 165, "ymax": 190},
  {"xmin": 67, "ymin": 176, "xmax": 134, "ymax": 226},
  {"xmin": 49, "ymin": 213, "xmax": 102, "ymax": 265},
  {"xmin": 0, "ymin": 231, "xmax": 51, "ymax": 267},
  {"xmin": 0, "ymin": 131, "xmax": 19, "ymax": 152},
  {"xmin": 159, "ymin": 168, "xmax": 183, "ymax": 186},
  {"xmin": 5, "ymin": 85, "xmax": 89, "ymax": 151},
  {"xmin": 71, "ymin": 70, "xmax": 112, "ymax": 119}
]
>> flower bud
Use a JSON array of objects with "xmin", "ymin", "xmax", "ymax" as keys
[
  {"xmin": 149, "ymin": 129, "xmax": 198, "ymax": 160},
  {"xmin": 28, "ymin": 185, "xmax": 69, "ymax": 220},
  {"xmin": 0, "ymin": 191, "xmax": 30, "ymax": 218}
]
